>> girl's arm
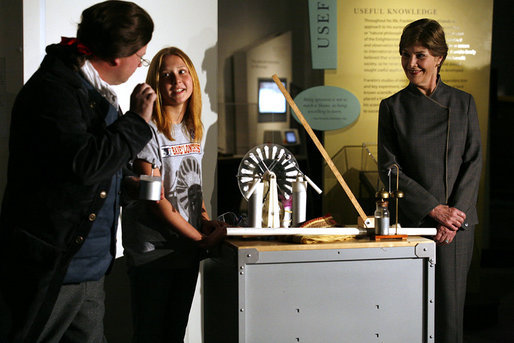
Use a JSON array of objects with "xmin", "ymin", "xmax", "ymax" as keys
[{"xmin": 133, "ymin": 159, "xmax": 203, "ymax": 242}]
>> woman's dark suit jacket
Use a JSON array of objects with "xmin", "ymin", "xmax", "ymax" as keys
[{"xmin": 378, "ymin": 80, "xmax": 482, "ymax": 228}]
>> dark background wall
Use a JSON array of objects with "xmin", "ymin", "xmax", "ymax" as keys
[{"xmin": 488, "ymin": 0, "xmax": 514, "ymax": 252}]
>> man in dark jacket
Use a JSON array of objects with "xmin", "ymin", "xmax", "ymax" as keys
[{"xmin": 0, "ymin": 1, "xmax": 155, "ymax": 342}]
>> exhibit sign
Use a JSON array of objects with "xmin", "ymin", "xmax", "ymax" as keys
[
  {"xmin": 293, "ymin": 86, "xmax": 360, "ymax": 131},
  {"xmin": 323, "ymin": 0, "xmax": 493, "ymax": 228},
  {"xmin": 324, "ymin": 0, "xmax": 493, "ymax": 147},
  {"xmin": 309, "ymin": 0, "xmax": 338, "ymax": 69}
]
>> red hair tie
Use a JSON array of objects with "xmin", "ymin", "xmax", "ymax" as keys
[{"xmin": 60, "ymin": 37, "xmax": 92, "ymax": 56}]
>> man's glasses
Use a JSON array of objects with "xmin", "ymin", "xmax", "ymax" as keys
[{"xmin": 136, "ymin": 53, "xmax": 150, "ymax": 67}]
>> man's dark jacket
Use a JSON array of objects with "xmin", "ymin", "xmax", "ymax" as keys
[{"xmin": 0, "ymin": 44, "xmax": 152, "ymax": 342}]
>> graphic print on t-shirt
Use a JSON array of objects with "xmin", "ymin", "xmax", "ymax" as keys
[
  {"xmin": 175, "ymin": 157, "xmax": 203, "ymax": 229},
  {"xmin": 161, "ymin": 143, "xmax": 201, "ymax": 157},
  {"xmin": 159, "ymin": 140, "xmax": 203, "ymax": 229}
]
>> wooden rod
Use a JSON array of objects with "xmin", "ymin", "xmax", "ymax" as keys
[{"xmin": 272, "ymin": 74, "xmax": 368, "ymax": 225}]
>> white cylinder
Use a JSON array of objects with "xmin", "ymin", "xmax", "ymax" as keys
[
  {"xmin": 292, "ymin": 176, "xmax": 307, "ymax": 226},
  {"xmin": 282, "ymin": 208, "xmax": 292, "ymax": 228},
  {"xmin": 138, "ymin": 175, "xmax": 162, "ymax": 201},
  {"xmin": 248, "ymin": 182, "xmax": 264, "ymax": 228}
]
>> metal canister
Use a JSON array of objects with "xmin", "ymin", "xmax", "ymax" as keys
[
  {"xmin": 292, "ymin": 175, "xmax": 307, "ymax": 226},
  {"xmin": 248, "ymin": 181, "xmax": 264, "ymax": 228},
  {"xmin": 374, "ymin": 200, "xmax": 390, "ymax": 235},
  {"xmin": 138, "ymin": 175, "xmax": 162, "ymax": 201}
]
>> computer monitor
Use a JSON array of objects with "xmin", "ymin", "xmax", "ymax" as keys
[
  {"xmin": 263, "ymin": 129, "xmax": 300, "ymax": 146},
  {"xmin": 258, "ymin": 78, "xmax": 287, "ymax": 122},
  {"xmin": 284, "ymin": 129, "xmax": 298, "ymax": 144}
]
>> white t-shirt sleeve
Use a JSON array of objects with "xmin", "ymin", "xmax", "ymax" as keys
[{"xmin": 135, "ymin": 124, "xmax": 161, "ymax": 169}]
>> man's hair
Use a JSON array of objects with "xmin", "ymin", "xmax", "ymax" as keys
[{"xmin": 77, "ymin": 0, "xmax": 154, "ymax": 60}]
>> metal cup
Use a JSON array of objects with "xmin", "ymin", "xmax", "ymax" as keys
[{"xmin": 138, "ymin": 175, "xmax": 162, "ymax": 201}]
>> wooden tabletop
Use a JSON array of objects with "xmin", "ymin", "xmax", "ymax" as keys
[{"xmin": 226, "ymin": 236, "xmax": 434, "ymax": 252}]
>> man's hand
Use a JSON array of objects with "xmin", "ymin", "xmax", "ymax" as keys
[{"xmin": 130, "ymin": 83, "xmax": 156, "ymax": 122}]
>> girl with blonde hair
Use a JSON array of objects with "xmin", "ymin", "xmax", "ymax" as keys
[{"xmin": 122, "ymin": 47, "xmax": 226, "ymax": 342}]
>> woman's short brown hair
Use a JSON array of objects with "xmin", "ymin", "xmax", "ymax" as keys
[{"xmin": 399, "ymin": 18, "xmax": 448, "ymax": 69}]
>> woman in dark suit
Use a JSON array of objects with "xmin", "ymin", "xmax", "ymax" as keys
[{"xmin": 378, "ymin": 18, "xmax": 482, "ymax": 343}]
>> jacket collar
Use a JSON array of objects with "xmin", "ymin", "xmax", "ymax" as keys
[
  {"xmin": 406, "ymin": 75, "xmax": 447, "ymax": 98},
  {"xmin": 80, "ymin": 60, "xmax": 118, "ymax": 108},
  {"xmin": 40, "ymin": 44, "xmax": 84, "ymax": 89}
]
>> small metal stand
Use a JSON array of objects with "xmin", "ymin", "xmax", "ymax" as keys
[{"xmin": 373, "ymin": 164, "xmax": 407, "ymax": 241}]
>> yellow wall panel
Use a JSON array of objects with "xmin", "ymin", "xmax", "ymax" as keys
[{"xmin": 324, "ymin": 0, "xmax": 493, "ymax": 225}]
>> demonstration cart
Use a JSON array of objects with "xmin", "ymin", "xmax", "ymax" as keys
[{"xmin": 204, "ymin": 236, "xmax": 435, "ymax": 343}]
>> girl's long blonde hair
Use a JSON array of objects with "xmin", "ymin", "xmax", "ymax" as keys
[{"xmin": 146, "ymin": 47, "xmax": 203, "ymax": 142}]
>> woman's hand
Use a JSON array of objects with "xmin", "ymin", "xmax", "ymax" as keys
[
  {"xmin": 434, "ymin": 224, "xmax": 457, "ymax": 245},
  {"xmin": 198, "ymin": 220, "xmax": 228, "ymax": 249},
  {"xmin": 429, "ymin": 204, "xmax": 466, "ymax": 231}
]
